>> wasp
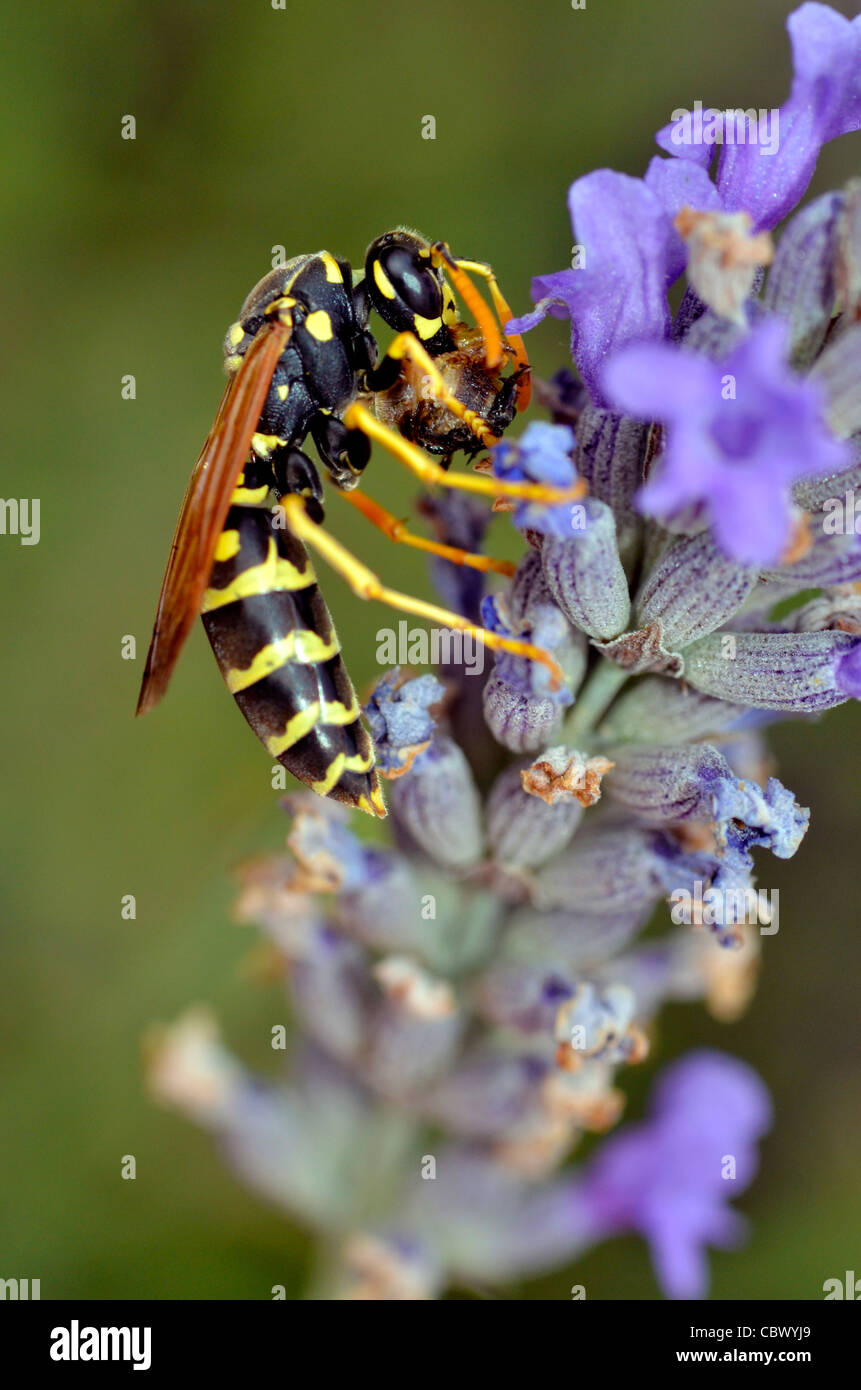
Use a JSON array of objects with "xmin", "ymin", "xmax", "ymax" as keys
[{"xmin": 136, "ymin": 229, "xmax": 583, "ymax": 817}]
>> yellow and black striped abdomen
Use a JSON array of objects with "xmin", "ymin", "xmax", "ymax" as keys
[{"xmin": 201, "ymin": 487, "xmax": 384, "ymax": 816}]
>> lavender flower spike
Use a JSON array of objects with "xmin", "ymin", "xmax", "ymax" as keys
[{"xmin": 146, "ymin": 2, "xmax": 858, "ymax": 1303}]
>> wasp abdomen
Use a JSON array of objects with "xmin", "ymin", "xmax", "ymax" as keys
[{"xmin": 201, "ymin": 486, "xmax": 383, "ymax": 816}]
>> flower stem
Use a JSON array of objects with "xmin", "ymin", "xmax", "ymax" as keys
[{"xmin": 562, "ymin": 660, "xmax": 629, "ymax": 743}]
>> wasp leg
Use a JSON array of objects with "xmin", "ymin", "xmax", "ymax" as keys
[
  {"xmin": 431, "ymin": 243, "xmax": 532, "ymax": 410},
  {"xmin": 337, "ymin": 487, "xmax": 516, "ymax": 577},
  {"xmin": 341, "ymin": 402, "xmax": 586, "ymax": 505},
  {"xmin": 277, "ymin": 494, "xmax": 564, "ymax": 689},
  {"xmin": 431, "ymin": 249, "xmax": 504, "ymax": 370},
  {"xmin": 311, "ymin": 413, "xmax": 370, "ymax": 489}
]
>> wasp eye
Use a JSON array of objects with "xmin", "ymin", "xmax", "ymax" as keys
[{"xmin": 369, "ymin": 244, "xmax": 443, "ymax": 328}]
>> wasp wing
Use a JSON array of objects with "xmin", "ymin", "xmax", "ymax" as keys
[{"xmin": 136, "ymin": 317, "xmax": 292, "ymax": 715}]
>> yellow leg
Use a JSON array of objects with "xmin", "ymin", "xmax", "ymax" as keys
[
  {"xmin": 432, "ymin": 243, "xmax": 532, "ymax": 410},
  {"xmin": 384, "ymin": 330, "xmax": 500, "ymax": 448},
  {"xmin": 343, "ymin": 401, "xmax": 586, "ymax": 505},
  {"xmin": 428, "ymin": 252, "xmax": 504, "ymax": 369},
  {"xmin": 278, "ymin": 494, "xmax": 564, "ymax": 689},
  {"xmin": 338, "ymin": 488, "xmax": 516, "ymax": 577}
]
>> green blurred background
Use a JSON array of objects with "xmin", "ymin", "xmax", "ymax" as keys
[{"xmin": 1, "ymin": 0, "xmax": 859, "ymax": 1300}]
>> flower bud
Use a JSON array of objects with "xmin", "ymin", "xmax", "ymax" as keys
[
  {"xmin": 424, "ymin": 1051, "xmax": 550, "ymax": 1141},
  {"xmin": 760, "ymin": 511, "xmax": 861, "ymax": 588},
  {"xmin": 762, "ymin": 191, "xmax": 844, "ymax": 367},
  {"xmin": 502, "ymin": 905, "xmax": 649, "ymax": 974},
  {"xmin": 635, "ymin": 530, "xmax": 757, "ymax": 653},
  {"xmin": 542, "ymin": 500, "xmax": 631, "ymax": 640},
  {"xmin": 793, "ymin": 438, "xmax": 861, "ymax": 510},
  {"xmin": 533, "ymin": 824, "xmax": 677, "ymax": 916},
  {"xmin": 475, "ymin": 961, "xmax": 574, "ymax": 1034},
  {"xmin": 602, "ymin": 743, "xmax": 733, "ymax": 822},
  {"xmin": 598, "ymin": 675, "xmax": 744, "ymax": 745},
  {"xmin": 389, "ymin": 737, "xmax": 485, "ymax": 869},
  {"xmin": 364, "ymin": 958, "xmax": 463, "ymax": 1100},
  {"xmin": 683, "ymin": 629, "xmax": 861, "ymax": 711},
  {"xmin": 810, "ymin": 320, "xmax": 861, "ymax": 439},
  {"xmin": 482, "ymin": 673, "xmax": 564, "ymax": 753},
  {"xmin": 289, "ymin": 928, "xmax": 375, "ymax": 1063},
  {"xmin": 574, "ymin": 404, "xmax": 647, "ymax": 564},
  {"xmin": 485, "ymin": 762, "xmax": 583, "ymax": 870}
]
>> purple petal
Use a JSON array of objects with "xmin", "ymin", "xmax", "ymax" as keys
[
  {"xmin": 601, "ymin": 340, "xmax": 715, "ymax": 420},
  {"xmin": 717, "ymin": 5, "xmax": 861, "ymax": 229},
  {"xmin": 655, "ymin": 118, "xmax": 714, "ymax": 167},
  {"xmin": 644, "ymin": 154, "xmax": 724, "ymax": 282},
  {"xmin": 601, "ymin": 318, "xmax": 849, "ymax": 564}
]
